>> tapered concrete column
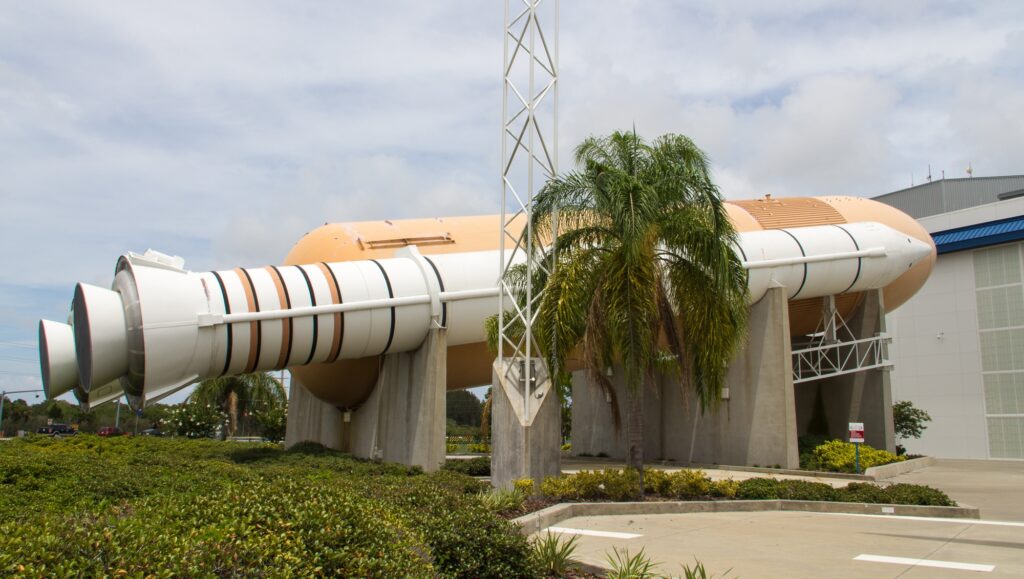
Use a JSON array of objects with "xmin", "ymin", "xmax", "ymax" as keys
[
  {"xmin": 349, "ymin": 326, "xmax": 448, "ymax": 471},
  {"xmin": 284, "ymin": 375, "xmax": 344, "ymax": 450},
  {"xmin": 491, "ymin": 358, "xmax": 561, "ymax": 490},
  {"xmin": 664, "ymin": 283, "xmax": 799, "ymax": 468},
  {"xmin": 820, "ymin": 289, "xmax": 896, "ymax": 452}
]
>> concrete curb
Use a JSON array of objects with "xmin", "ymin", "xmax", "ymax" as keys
[
  {"xmin": 694, "ymin": 463, "xmax": 871, "ymax": 481},
  {"xmin": 513, "ymin": 499, "xmax": 980, "ymax": 536},
  {"xmin": 864, "ymin": 456, "xmax": 936, "ymax": 480}
]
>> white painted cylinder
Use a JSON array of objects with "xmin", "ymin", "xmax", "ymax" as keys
[
  {"xmin": 72, "ymin": 283, "xmax": 129, "ymax": 390},
  {"xmin": 39, "ymin": 319, "xmax": 79, "ymax": 399},
  {"xmin": 61, "ymin": 221, "xmax": 931, "ymax": 404}
]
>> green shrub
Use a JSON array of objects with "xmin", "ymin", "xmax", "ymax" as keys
[
  {"xmin": 709, "ymin": 479, "xmax": 739, "ymax": 499},
  {"xmin": 513, "ymin": 477, "xmax": 535, "ymax": 496},
  {"xmin": 883, "ymin": 483, "xmax": 955, "ymax": 506},
  {"xmin": 443, "ymin": 456, "xmax": 491, "ymax": 476},
  {"xmin": 0, "ymin": 436, "xmax": 537, "ymax": 578},
  {"xmin": 643, "ymin": 468, "xmax": 672, "ymax": 496},
  {"xmin": 774, "ymin": 479, "xmax": 839, "ymax": 502},
  {"xmin": 736, "ymin": 477, "xmax": 780, "ymax": 500},
  {"xmin": 531, "ymin": 532, "xmax": 580, "ymax": 577},
  {"xmin": 804, "ymin": 440, "xmax": 904, "ymax": 473},
  {"xmin": 838, "ymin": 482, "xmax": 889, "ymax": 503},
  {"xmin": 480, "ymin": 488, "xmax": 526, "ymax": 515},
  {"xmin": 540, "ymin": 469, "xmax": 640, "ymax": 501},
  {"xmin": 667, "ymin": 469, "xmax": 712, "ymax": 500},
  {"xmin": 604, "ymin": 547, "xmax": 660, "ymax": 579}
]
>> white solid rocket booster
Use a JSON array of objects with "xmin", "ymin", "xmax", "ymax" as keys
[{"xmin": 39, "ymin": 221, "xmax": 932, "ymax": 407}]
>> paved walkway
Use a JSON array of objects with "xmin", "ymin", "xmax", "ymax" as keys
[
  {"xmin": 886, "ymin": 459, "xmax": 1024, "ymax": 522},
  {"xmin": 562, "ymin": 457, "xmax": 861, "ymax": 488},
  {"xmin": 539, "ymin": 457, "xmax": 1024, "ymax": 576},
  {"xmin": 545, "ymin": 511, "xmax": 1024, "ymax": 578}
]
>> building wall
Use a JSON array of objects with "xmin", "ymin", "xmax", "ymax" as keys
[{"xmin": 886, "ymin": 196, "xmax": 1024, "ymax": 459}]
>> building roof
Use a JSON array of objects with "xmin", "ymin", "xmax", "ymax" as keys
[
  {"xmin": 931, "ymin": 215, "xmax": 1024, "ymax": 254},
  {"xmin": 873, "ymin": 175, "xmax": 1024, "ymax": 219}
]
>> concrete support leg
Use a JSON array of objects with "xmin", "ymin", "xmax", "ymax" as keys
[
  {"xmin": 491, "ymin": 359, "xmax": 561, "ymax": 490},
  {"xmin": 284, "ymin": 376, "xmax": 344, "ymax": 450},
  {"xmin": 674, "ymin": 284, "xmax": 800, "ymax": 468},
  {"xmin": 820, "ymin": 290, "xmax": 896, "ymax": 452},
  {"xmin": 569, "ymin": 369, "xmax": 663, "ymax": 460},
  {"xmin": 349, "ymin": 327, "xmax": 448, "ymax": 471}
]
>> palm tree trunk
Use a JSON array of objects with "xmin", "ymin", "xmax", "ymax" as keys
[
  {"xmin": 626, "ymin": 385, "xmax": 645, "ymax": 497},
  {"xmin": 228, "ymin": 391, "xmax": 238, "ymax": 437}
]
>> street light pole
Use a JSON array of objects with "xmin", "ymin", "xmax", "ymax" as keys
[{"xmin": 0, "ymin": 388, "xmax": 45, "ymax": 437}]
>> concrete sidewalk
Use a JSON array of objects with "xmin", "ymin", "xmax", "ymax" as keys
[
  {"xmin": 884, "ymin": 459, "xmax": 1024, "ymax": 521},
  {"xmin": 562, "ymin": 457, "xmax": 866, "ymax": 488},
  {"xmin": 544, "ymin": 511, "xmax": 1024, "ymax": 578}
]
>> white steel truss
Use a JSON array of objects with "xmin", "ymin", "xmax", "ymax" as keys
[
  {"xmin": 792, "ymin": 296, "xmax": 892, "ymax": 384},
  {"xmin": 499, "ymin": 0, "xmax": 558, "ymax": 415}
]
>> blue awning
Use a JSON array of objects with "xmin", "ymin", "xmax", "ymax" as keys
[{"xmin": 932, "ymin": 215, "xmax": 1024, "ymax": 254}]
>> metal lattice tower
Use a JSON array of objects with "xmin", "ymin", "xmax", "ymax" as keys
[{"xmin": 499, "ymin": 0, "xmax": 558, "ymax": 415}]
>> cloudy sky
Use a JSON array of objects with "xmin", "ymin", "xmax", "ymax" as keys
[{"xmin": 1, "ymin": 1, "xmax": 1022, "ymax": 401}]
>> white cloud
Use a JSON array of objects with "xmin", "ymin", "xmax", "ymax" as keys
[{"xmin": 2, "ymin": 0, "xmax": 1023, "ymax": 392}]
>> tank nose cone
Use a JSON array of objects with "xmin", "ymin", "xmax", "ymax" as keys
[{"xmin": 905, "ymin": 234, "xmax": 935, "ymax": 269}]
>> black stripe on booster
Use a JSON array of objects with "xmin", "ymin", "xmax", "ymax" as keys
[
  {"xmin": 270, "ymin": 265, "xmax": 294, "ymax": 367},
  {"xmin": 211, "ymin": 271, "xmax": 233, "ymax": 377},
  {"xmin": 297, "ymin": 265, "xmax": 319, "ymax": 365},
  {"xmin": 780, "ymin": 229, "xmax": 809, "ymax": 299},
  {"xmin": 833, "ymin": 224, "xmax": 863, "ymax": 294},
  {"xmin": 370, "ymin": 259, "xmax": 396, "ymax": 355},
  {"xmin": 423, "ymin": 256, "xmax": 447, "ymax": 328}
]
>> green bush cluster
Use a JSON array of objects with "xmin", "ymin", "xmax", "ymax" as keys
[
  {"xmin": 538, "ymin": 467, "xmax": 955, "ymax": 508},
  {"xmin": 442, "ymin": 456, "xmax": 491, "ymax": 476},
  {"xmin": 0, "ymin": 435, "xmax": 537, "ymax": 578},
  {"xmin": 803, "ymin": 440, "xmax": 904, "ymax": 473}
]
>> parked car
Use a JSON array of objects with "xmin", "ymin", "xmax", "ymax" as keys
[
  {"xmin": 97, "ymin": 426, "xmax": 125, "ymax": 437},
  {"xmin": 37, "ymin": 424, "xmax": 76, "ymax": 437},
  {"xmin": 140, "ymin": 428, "xmax": 164, "ymax": 437}
]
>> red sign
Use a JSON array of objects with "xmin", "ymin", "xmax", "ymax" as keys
[{"xmin": 849, "ymin": 422, "xmax": 865, "ymax": 443}]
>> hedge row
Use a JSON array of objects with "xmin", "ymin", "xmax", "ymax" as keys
[
  {"xmin": 539, "ymin": 468, "xmax": 955, "ymax": 506},
  {"xmin": 0, "ymin": 436, "xmax": 537, "ymax": 578}
]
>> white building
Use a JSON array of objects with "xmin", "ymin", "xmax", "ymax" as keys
[{"xmin": 878, "ymin": 175, "xmax": 1024, "ymax": 459}]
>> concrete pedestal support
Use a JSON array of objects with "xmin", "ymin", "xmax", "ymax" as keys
[
  {"xmin": 284, "ymin": 376, "xmax": 344, "ymax": 450},
  {"xmin": 491, "ymin": 358, "xmax": 561, "ymax": 490},
  {"xmin": 815, "ymin": 290, "xmax": 896, "ymax": 452},
  {"xmin": 570, "ymin": 370, "xmax": 663, "ymax": 460},
  {"xmin": 569, "ymin": 284, "xmax": 800, "ymax": 469},
  {"xmin": 675, "ymin": 284, "xmax": 799, "ymax": 468},
  {"xmin": 284, "ymin": 327, "xmax": 448, "ymax": 472}
]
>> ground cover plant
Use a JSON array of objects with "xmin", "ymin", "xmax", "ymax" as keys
[
  {"xmin": 539, "ymin": 468, "xmax": 955, "ymax": 506},
  {"xmin": 0, "ymin": 436, "xmax": 537, "ymax": 577}
]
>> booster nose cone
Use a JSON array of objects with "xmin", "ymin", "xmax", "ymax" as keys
[
  {"xmin": 72, "ymin": 283, "xmax": 129, "ymax": 390},
  {"xmin": 39, "ymin": 320, "xmax": 79, "ymax": 399}
]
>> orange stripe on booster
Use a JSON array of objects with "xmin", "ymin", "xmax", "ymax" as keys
[
  {"xmin": 265, "ymin": 266, "xmax": 292, "ymax": 368},
  {"xmin": 234, "ymin": 268, "xmax": 260, "ymax": 373},
  {"xmin": 315, "ymin": 263, "xmax": 343, "ymax": 362}
]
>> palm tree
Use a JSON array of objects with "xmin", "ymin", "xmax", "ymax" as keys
[
  {"xmin": 529, "ymin": 131, "xmax": 750, "ymax": 492},
  {"xmin": 189, "ymin": 373, "xmax": 286, "ymax": 438}
]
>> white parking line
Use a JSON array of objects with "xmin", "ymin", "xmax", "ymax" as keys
[
  {"xmin": 815, "ymin": 512, "xmax": 1024, "ymax": 527},
  {"xmin": 546, "ymin": 526, "xmax": 642, "ymax": 539},
  {"xmin": 855, "ymin": 554, "xmax": 994, "ymax": 572}
]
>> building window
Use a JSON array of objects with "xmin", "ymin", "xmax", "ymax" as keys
[{"xmin": 974, "ymin": 242, "xmax": 1024, "ymax": 458}]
